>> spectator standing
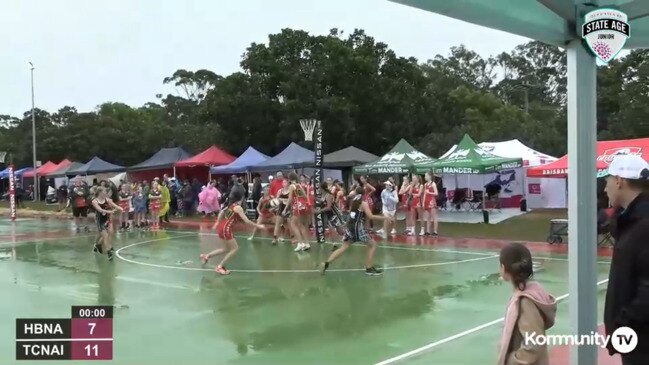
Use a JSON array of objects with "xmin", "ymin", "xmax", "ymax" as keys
[
  {"xmin": 141, "ymin": 180, "xmax": 150, "ymax": 223},
  {"xmin": 57, "ymin": 183, "xmax": 68, "ymax": 211},
  {"xmin": 16, "ymin": 183, "xmax": 25, "ymax": 208},
  {"xmin": 251, "ymin": 176, "xmax": 263, "ymax": 211},
  {"xmin": 191, "ymin": 178, "xmax": 202, "ymax": 211},
  {"xmin": 269, "ymin": 172, "xmax": 284, "ymax": 198},
  {"xmin": 380, "ymin": 181, "xmax": 398, "ymax": 239},
  {"xmin": 160, "ymin": 180, "xmax": 171, "ymax": 223},
  {"xmin": 602, "ymin": 154, "xmax": 649, "ymax": 365},
  {"xmin": 181, "ymin": 180, "xmax": 195, "ymax": 216},
  {"xmin": 168, "ymin": 177, "xmax": 179, "ymax": 216}
]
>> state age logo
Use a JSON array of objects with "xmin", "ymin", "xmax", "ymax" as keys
[
  {"xmin": 597, "ymin": 147, "xmax": 642, "ymax": 165},
  {"xmin": 582, "ymin": 8, "xmax": 630, "ymax": 63}
]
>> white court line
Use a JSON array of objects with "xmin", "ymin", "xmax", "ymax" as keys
[
  {"xmin": 114, "ymin": 233, "xmax": 499, "ymax": 273},
  {"xmin": 114, "ymin": 276, "xmax": 199, "ymax": 291},
  {"xmin": 171, "ymin": 229, "xmax": 500, "ymax": 257},
  {"xmin": 168, "ymin": 229, "xmax": 612, "ymax": 264},
  {"xmin": 372, "ymin": 278, "xmax": 610, "ymax": 365}
]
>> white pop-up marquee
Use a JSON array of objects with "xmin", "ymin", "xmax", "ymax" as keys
[{"xmin": 478, "ymin": 139, "xmax": 565, "ymax": 209}]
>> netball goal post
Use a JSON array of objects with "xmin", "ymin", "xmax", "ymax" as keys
[{"xmin": 0, "ymin": 152, "xmax": 16, "ymax": 221}]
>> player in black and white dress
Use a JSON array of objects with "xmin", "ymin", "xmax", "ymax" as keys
[
  {"xmin": 271, "ymin": 180, "xmax": 292, "ymax": 245},
  {"xmin": 313, "ymin": 181, "xmax": 346, "ymax": 239},
  {"xmin": 91, "ymin": 187, "xmax": 123, "ymax": 260},
  {"xmin": 319, "ymin": 186, "xmax": 392, "ymax": 276}
]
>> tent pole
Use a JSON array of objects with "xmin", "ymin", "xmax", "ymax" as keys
[
  {"xmin": 173, "ymin": 166, "xmax": 177, "ymax": 178},
  {"xmin": 566, "ymin": 38, "xmax": 597, "ymax": 365},
  {"xmin": 522, "ymin": 168, "xmax": 527, "ymax": 210}
]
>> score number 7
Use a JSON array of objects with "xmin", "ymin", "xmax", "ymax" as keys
[{"xmin": 88, "ymin": 322, "xmax": 96, "ymax": 335}]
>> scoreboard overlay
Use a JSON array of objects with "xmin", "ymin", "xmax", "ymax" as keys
[{"xmin": 16, "ymin": 306, "xmax": 113, "ymax": 360}]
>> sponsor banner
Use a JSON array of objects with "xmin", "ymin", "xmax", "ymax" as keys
[
  {"xmin": 313, "ymin": 120, "xmax": 325, "ymax": 243},
  {"xmin": 528, "ymin": 183, "xmax": 541, "ymax": 195},
  {"xmin": 9, "ymin": 164, "xmax": 16, "ymax": 220}
]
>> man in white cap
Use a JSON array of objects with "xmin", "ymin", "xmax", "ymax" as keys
[{"xmin": 601, "ymin": 154, "xmax": 649, "ymax": 365}]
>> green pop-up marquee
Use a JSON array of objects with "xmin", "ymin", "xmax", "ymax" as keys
[{"xmin": 414, "ymin": 134, "xmax": 522, "ymax": 174}]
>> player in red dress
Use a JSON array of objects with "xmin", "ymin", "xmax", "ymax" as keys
[
  {"xmin": 284, "ymin": 172, "xmax": 311, "ymax": 252},
  {"xmin": 200, "ymin": 190, "xmax": 265, "ymax": 275},
  {"xmin": 354, "ymin": 176, "xmax": 376, "ymax": 231},
  {"xmin": 408, "ymin": 175, "xmax": 423, "ymax": 236},
  {"xmin": 422, "ymin": 171, "xmax": 439, "ymax": 236},
  {"xmin": 398, "ymin": 176, "xmax": 412, "ymax": 234},
  {"xmin": 333, "ymin": 180, "xmax": 347, "ymax": 212},
  {"xmin": 300, "ymin": 174, "xmax": 316, "ymax": 229},
  {"xmin": 248, "ymin": 188, "xmax": 275, "ymax": 240}
]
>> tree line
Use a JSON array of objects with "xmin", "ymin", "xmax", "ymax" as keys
[{"xmin": 1, "ymin": 28, "xmax": 645, "ymax": 168}]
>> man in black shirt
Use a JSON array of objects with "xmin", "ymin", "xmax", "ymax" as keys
[{"xmin": 601, "ymin": 155, "xmax": 649, "ymax": 365}]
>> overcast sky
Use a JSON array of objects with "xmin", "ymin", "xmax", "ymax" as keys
[{"xmin": 0, "ymin": 0, "xmax": 531, "ymax": 117}]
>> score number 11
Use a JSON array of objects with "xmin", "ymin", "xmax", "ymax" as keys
[
  {"xmin": 85, "ymin": 344, "xmax": 99, "ymax": 357},
  {"xmin": 71, "ymin": 319, "xmax": 113, "ymax": 360}
]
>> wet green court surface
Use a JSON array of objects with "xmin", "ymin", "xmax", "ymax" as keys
[{"xmin": 0, "ymin": 218, "xmax": 610, "ymax": 365}]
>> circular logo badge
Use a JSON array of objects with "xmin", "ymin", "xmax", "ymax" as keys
[{"xmin": 611, "ymin": 327, "xmax": 638, "ymax": 354}]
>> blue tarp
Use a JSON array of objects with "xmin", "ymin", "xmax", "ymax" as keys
[
  {"xmin": 210, "ymin": 147, "xmax": 270, "ymax": 174},
  {"xmin": 129, "ymin": 147, "xmax": 192, "ymax": 171},
  {"xmin": 249, "ymin": 143, "xmax": 314, "ymax": 172},
  {"xmin": 67, "ymin": 157, "xmax": 125, "ymax": 175},
  {"xmin": 0, "ymin": 167, "xmax": 33, "ymax": 179}
]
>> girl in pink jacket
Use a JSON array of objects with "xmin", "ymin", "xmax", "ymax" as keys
[{"xmin": 497, "ymin": 243, "xmax": 557, "ymax": 365}]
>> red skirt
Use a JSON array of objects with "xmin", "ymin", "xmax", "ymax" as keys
[
  {"xmin": 399, "ymin": 194, "xmax": 409, "ymax": 210},
  {"xmin": 424, "ymin": 196, "xmax": 437, "ymax": 210},
  {"xmin": 149, "ymin": 199, "xmax": 161, "ymax": 211},
  {"xmin": 217, "ymin": 224, "xmax": 234, "ymax": 240},
  {"xmin": 292, "ymin": 199, "xmax": 309, "ymax": 216},
  {"xmin": 364, "ymin": 195, "xmax": 374, "ymax": 210},
  {"xmin": 410, "ymin": 197, "xmax": 421, "ymax": 210},
  {"xmin": 119, "ymin": 200, "xmax": 129, "ymax": 211}
]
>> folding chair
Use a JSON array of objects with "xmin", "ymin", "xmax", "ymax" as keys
[
  {"xmin": 445, "ymin": 189, "xmax": 455, "ymax": 211},
  {"xmin": 547, "ymin": 219, "xmax": 568, "ymax": 244},
  {"xmin": 246, "ymin": 199, "xmax": 257, "ymax": 220},
  {"xmin": 598, "ymin": 227, "xmax": 613, "ymax": 246},
  {"xmin": 452, "ymin": 188, "xmax": 469, "ymax": 211},
  {"xmin": 597, "ymin": 208, "xmax": 614, "ymax": 246},
  {"xmin": 469, "ymin": 190, "xmax": 483, "ymax": 211}
]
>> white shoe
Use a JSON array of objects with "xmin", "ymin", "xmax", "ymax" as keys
[
  {"xmin": 278, "ymin": 237, "xmax": 285, "ymax": 242},
  {"xmin": 247, "ymin": 236, "xmax": 254, "ymax": 241},
  {"xmin": 376, "ymin": 229, "xmax": 385, "ymax": 234},
  {"xmin": 294, "ymin": 243, "xmax": 304, "ymax": 252},
  {"xmin": 391, "ymin": 229, "xmax": 397, "ymax": 235},
  {"xmin": 302, "ymin": 243, "xmax": 311, "ymax": 251},
  {"xmin": 420, "ymin": 229, "xmax": 425, "ymax": 236}
]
